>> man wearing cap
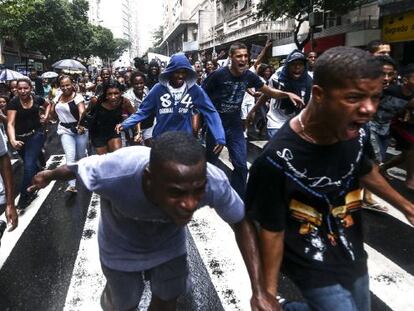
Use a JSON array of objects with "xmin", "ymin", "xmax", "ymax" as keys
[{"xmin": 248, "ymin": 49, "xmax": 313, "ymax": 139}]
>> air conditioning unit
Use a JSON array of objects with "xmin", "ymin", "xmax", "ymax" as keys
[{"xmin": 309, "ymin": 11, "xmax": 324, "ymax": 27}]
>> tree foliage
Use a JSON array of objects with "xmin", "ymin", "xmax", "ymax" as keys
[
  {"xmin": 252, "ymin": 0, "xmax": 368, "ymax": 49},
  {"xmin": 0, "ymin": 0, "xmax": 130, "ymax": 64},
  {"xmin": 147, "ymin": 25, "xmax": 164, "ymax": 54}
]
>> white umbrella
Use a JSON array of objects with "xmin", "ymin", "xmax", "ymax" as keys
[
  {"xmin": 52, "ymin": 59, "xmax": 87, "ymax": 71},
  {"xmin": 0, "ymin": 69, "xmax": 26, "ymax": 81},
  {"xmin": 41, "ymin": 71, "xmax": 58, "ymax": 79}
]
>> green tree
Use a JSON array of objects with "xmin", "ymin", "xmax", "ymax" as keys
[
  {"xmin": 88, "ymin": 25, "xmax": 130, "ymax": 61},
  {"xmin": 0, "ymin": 0, "xmax": 130, "ymax": 64},
  {"xmin": 0, "ymin": 0, "xmax": 40, "ymax": 40},
  {"xmin": 147, "ymin": 25, "xmax": 164, "ymax": 54},
  {"xmin": 111, "ymin": 38, "xmax": 131, "ymax": 61},
  {"xmin": 227, "ymin": 0, "xmax": 368, "ymax": 50}
]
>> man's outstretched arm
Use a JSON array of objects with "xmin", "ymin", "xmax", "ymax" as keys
[
  {"xmin": 257, "ymin": 228, "xmax": 285, "ymax": 297},
  {"xmin": 28, "ymin": 166, "xmax": 76, "ymax": 193},
  {"xmin": 0, "ymin": 154, "xmax": 17, "ymax": 230},
  {"xmin": 232, "ymin": 218, "xmax": 281, "ymax": 311},
  {"xmin": 360, "ymin": 164, "xmax": 414, "ymax": 225}
]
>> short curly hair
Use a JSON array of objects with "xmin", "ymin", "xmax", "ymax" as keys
[
  {"xmin": 313, "ymin": 46, "xmax": 383, "ymax": 89},
  {"xmin": 150, "ymin": 131, "xmax": 206, "ymax": 169}
]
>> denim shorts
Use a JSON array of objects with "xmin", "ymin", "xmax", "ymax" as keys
[{"xmin": 101, "ymin": 254, "xmax": 190, "ymax": 310}]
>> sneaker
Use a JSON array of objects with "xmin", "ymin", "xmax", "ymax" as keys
[
  {"xmin": 65, "ymin": 186, "xmax": 77, "ymax": 193},
  {"xmin": 17, "ymin": 193, "xmax": 33, "ymax": 209}
]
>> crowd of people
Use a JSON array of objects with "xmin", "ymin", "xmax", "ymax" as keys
[{"xmin": 0, "ymin": 40, "xmax": 414, "ymax": 310}]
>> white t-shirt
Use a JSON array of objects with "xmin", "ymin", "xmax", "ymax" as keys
[
  {"xmin": 54, "ymin": 93, "xmax": 85, "ymax": 135},
  {"xmin": 167, "ymin": 81, "xmax": 187, "ymax": 105},
  {"xmin": 0, "ymin": 124, "xmax": 8, "ymax": 205},
  {"xmin": 241, "ymin": 66, "xmax": 259, "ymax": 115},
  {"xmin": 266, "ymin": 69, "xmax": 295, "ymax": 129},
  {"xmin": 123, "ymin": 87, "xmax": 149, "ymax": 110}
]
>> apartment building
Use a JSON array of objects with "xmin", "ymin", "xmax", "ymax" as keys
[
  {"xmin": 88, "ymin": 0, "xmax": 139, "ymax": 67},
  {"xmin": 159, "ymin": 0, "xmax": 294, "ymax": 60},
  {"xmin": 159, "ymin": 0, "xmax": 199, "ymax": 56},
  {"xmin": 273, "ymin": 1, "xmax": 381, "ymax": 59}
]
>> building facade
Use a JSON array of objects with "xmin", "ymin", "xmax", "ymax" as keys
[
  {"xmin": 88, "ymin": 0, "xmax": 139, "ymax": 68},
  {"xmin": 270, "ymin": 1, "xmax": 380, "ymax": 59},
  {"xmin": 159, "ymin": 0, "xmax": 199, "ymax": 56},
  {"xmin": 199, "ymin": 0, "xmax": 294, "ymax": 54},
  {"xmin": 159, "ymin": 0, "xmax": 295, "ymax": 60}
]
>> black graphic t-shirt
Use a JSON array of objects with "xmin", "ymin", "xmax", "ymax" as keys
[
  {"xmin": 202, "ymin": 66, "xmax": 264, "ymax": 116},
  {"xmin": 246, "ymin": 121, "xmax": 373, "ymax": 290}
]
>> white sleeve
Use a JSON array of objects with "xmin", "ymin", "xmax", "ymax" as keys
[
  {"xmin": 74, "ymin": 94, "xmax": 85, "ymax": 105},
  {"xmin": 0, "ymin": 126, "xmax": 8, "ymax": 156}
]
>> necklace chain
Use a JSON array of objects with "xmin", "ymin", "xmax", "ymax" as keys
[
  {"xmin": 298, "ymin": 110, "xmax": 317, "ymax": 144},
  {"xmin": 20, "ymin": 97, "xmax": 32, "ymax": 106}
]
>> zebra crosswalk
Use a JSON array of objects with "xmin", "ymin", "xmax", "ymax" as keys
[{"xmin": 0, "ymin": 140, "xmax": 413, "ymax": 310}]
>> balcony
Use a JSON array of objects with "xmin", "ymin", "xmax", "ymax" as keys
[
  {"xmin": 199, "ymin": 20, "xmax": 294, "ymax": 48},
  {"xmin": 276, "ymin": 15, "xmax": 379, "ymax": 46},
  {"xmin": 183, "ymin": 41, "xmax": 199, "ymax": 52},
  {"xmin": 314, "ymin": 15, "xmax": 379, "ymax": 38}
]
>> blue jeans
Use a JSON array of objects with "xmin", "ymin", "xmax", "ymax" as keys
[
  {"xmin": 17, "ymin": 130, "xmax": 46, "ymax": 197},
  {"xmin": 60, "ymin": 132, "xmax": 89, "ymax": 187},
  {"xmin": 206, "ymin": 115, "xmax": 247, "ymax": 199},
  {"xmin": 284, "ymin": 273, "xmax": 370, "ymax": 311},
  {"xmin": 369, "ymin": 130, "xmax": 389, "ymax": 163}
]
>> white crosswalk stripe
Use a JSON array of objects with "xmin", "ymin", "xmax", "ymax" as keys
[{"xmin": 0, "ymin": 155, "xmax": 65, "ymax": 270}]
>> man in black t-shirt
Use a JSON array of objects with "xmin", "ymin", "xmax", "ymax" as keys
[
  {"xmin": 202, "ymin": 42, "xmax": 304, "ymax": 198},
  {"xmin": 381, "ymin": 64, "xmax": 414, "ymax": 191},
  {"xmin": 29, "ymin": 69, "xmax": 44, "ymax": 97},
  {"xmin": 246, "ymin": 47, "xmax": 414, "ymax": 311}
]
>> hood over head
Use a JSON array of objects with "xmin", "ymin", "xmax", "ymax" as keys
[
  {"xmin": 286, "ymin": 49, "xmax": 307, "ymax": 64},
  {"xmin": 278, "ymin": 49, "xmax": 312, "ymax": 104},
  {"xmin": 159, "ymin": 53, "xmax": 197, "ymax": 88}
]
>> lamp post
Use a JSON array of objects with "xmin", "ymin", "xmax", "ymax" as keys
[
  {"xmin": 310, "ymin": 0, "xmax": 314, "ymax": 51},
  {"xmin": 212, "ymin": 0, "xmax": 217, "ymax": 58}
]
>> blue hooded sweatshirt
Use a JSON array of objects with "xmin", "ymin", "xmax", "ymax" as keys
[
  {"xmin": 278, "ymin": 50, "xmax": 313, "ymax": 106},
  {"xmin": 121, "ymin": 53, "xmax": 226, "ymax": 145}
]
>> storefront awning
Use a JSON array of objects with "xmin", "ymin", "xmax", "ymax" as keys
[{"xmin": 304, "ymin": 34, "xmax": 345, "ymax": 54}]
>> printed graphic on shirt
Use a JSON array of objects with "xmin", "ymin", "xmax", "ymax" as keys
[
  {"xmin": 219, "ymin": 81, "xmax": 249, "ymax": 113},
  {"xmin": 158, "ymin": 93, "xmax": 193, "ymax": 115},
  {"xmin": 262, "ymin": 128, "xmax": 369, "ymax": 264},
  {"xmin": 289, "ymin": 189, "xmax": 362, "ymax": 261},
  {"xmin": 273, "ymin": 129, "xmax": 365, "ymax": 192}
]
